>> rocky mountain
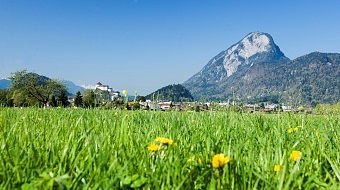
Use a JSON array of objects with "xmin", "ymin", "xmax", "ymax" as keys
[{"xmin": 183, "ymin": 32, "xmax": 340, "ymax": 105}]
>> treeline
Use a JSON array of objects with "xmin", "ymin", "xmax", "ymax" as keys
[{"xmin": 0, "ymin": 69, "xmax": 143, "ymax": 109}]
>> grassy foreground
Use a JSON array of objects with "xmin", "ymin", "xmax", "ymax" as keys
[{"xmin": 0, "ymin": 107, "xmax": 339, "ymax": 189}]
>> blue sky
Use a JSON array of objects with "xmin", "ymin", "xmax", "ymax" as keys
[{"xmin": 1, "ymin": 0, "xmax": 340, "ymax": 95}]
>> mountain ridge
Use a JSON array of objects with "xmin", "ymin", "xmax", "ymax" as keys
[{"xmin": 183, "ymin": 32, "xmax": 340, "ymax": 104}]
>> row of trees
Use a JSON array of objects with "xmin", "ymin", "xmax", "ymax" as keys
[{"xmin": 0, "ymin": 69, "xmax": 136, "ymax": 108}]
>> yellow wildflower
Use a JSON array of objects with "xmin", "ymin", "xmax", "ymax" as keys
[
  {"xmin": 155, "ymin": 137, "xmax": 173, "ymax": 145},
  {"xmin": 288, "ymin": 127, "xmax": 299, "ymax": 133},
  {"xmin": 274, "ymin": 165, "xmax": 281, "ymax": 172},
  {"xmin": 212, "ymin": 154, "xmax": 231, "ymax": 168},
  {"xmin": 122, "ymin": 90, "xmax": 127, "ymax": 96},
  {"xmin": 290, "ymin": 150, "xmax": 302, "ymax": 161},
  {"xmin": 147, "ymin": 144, "xmax": 160, "ymax": 152},
  {"xmin": 187, "ymin": 156, "xmax": 195, "ymax": 162},
  {"xmin": 198, "ymin": 157, "xmax": 202, "ymax": 164}
]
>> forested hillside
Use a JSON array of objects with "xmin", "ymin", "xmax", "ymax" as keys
[{"xmin": 146, "ymin": 84, "xmax": 193, "ymax": 102}]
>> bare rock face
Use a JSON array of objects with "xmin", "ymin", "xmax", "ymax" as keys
[
  {"xmin": 183, "ymin": 32, "xmax": 289, "ymax": 99},
  {"xmin": 223, "ymin": 32, "xmax": 288, "ymax": 77}
]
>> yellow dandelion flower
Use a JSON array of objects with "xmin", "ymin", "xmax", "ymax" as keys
[
  {"xmin": 287, "ymin": 128, "xmax": 294, "ymax": 133},
  {"xmin": 290, "ymin": 150, "xmax": 302, "ymax": 161},
  {"xmin": 122, "ymin": 90, "xmax": 127, "ymax": 96},
  {"xmin": 212, "ymin": 154, "xmax": 231, "ymax": 168},
  {"xmin": 155, "ymin": 137, "xmax": 173, "ymax": 145},
  {"xmin": 147, "ymin": 144, "xmax": 160, "ymax": 152},
  {"xmin": 274, "ymin": 165, "xmax": 281, "ymax": 172}
]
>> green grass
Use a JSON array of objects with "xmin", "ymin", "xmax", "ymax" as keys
[{"xmin": 0, "ymin": 107, "xmax": 339, "ymax": 189}]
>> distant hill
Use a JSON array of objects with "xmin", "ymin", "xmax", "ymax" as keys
[
  {"xmin": 0, "ymin": 77, "xmax": 85, "ymax": 95},
  {"xmin": 183, "ymin": 32, "xmax": 340, "ymax": 105},
  {"xmin": 146, "ymin": 84, "xmax": 194, "ymax": 102},
  {"xmin": 0, "ymin": 79, "xmax": 11, "ymax": 90},
  {"xmin": 63, "ymin": 80, "xmax": 85, "ymax": 95}
]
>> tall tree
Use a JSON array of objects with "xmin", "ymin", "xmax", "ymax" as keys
[
  {"xmin": 48, "ymin": 94, "xmax": 57, "ymax": 107},
  {"xmin": 74, "ymin": 91, "xmax": 83, "ymax": 107},
  {"xmin": 83, "ymin": 89, "xmax": 95, "ymax": 108},
  {"xmin": 9, "ymin": 70, "xmax": 66, "ymax": 106},
  {"xmin": 57, "ymin": 90, "xmax": 69, "ymax": 107}
]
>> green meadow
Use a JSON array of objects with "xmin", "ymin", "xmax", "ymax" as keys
[{"xmin": 0, "ymin": 107, "xmax": 339, "ymax": 189}]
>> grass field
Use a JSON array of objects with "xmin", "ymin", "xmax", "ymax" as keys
[{"xmin": 0, "ymin": 107, "xmax": 339, "ymax": 189}]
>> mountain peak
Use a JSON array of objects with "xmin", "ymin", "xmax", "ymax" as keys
[
  {"xmin": 183, "ymin": 32, "xmax": 290, "ymax": 100},
  {"xmin": 240, "ymin": 32, "xmax": 272, "ymax": 57},
  {"xmin": 223, "ymin": 32, "xmax": 286, "ymax": 77}
]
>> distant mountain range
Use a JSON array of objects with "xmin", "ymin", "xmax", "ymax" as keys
[
  {"xmin": 0, "ymin": 78, "xmax": 85, "ymax": 95},
  {"xmin": 183, "ymin": 32, "xmax": 340, "ymax": 104},
  {"xmin": 0, "ymin": 79, "xmax": 11, "ymax": 90}
]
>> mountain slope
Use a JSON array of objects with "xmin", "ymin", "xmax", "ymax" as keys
[
  {"xmin": 63, "ymin": 80, "xmax": 85, "ymax": 94},
  {"xmin": 183, "ymin": 32, "xmax": 340, "ymax": 104},
  {"xmin": 215, "ymin": 52, "xmax": 340, "ymax": 104},
  {"xmin": 183, "ymin": 32, "xmax": 289, "ymax": 96}
]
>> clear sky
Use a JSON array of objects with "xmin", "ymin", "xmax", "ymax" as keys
[{"xmin": 1, "ymin": 0, "xmax": 340, "ymax": 95}]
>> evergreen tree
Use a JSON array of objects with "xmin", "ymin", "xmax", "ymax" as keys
[
  {"xmin": 48, "ymin": 94, "xmax": 57, "ymax": 107},
  {"xmin": 57, "ymin": 90, "xmax": 69, "ymax": 107},
  {"xmin": 74, "ymin": 91, "xmax": 83, "ymax": 107}
]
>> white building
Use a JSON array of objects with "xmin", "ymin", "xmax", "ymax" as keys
[{"xmin": 95, "ymin": 82, "xmax": 121, "ymax": 101}]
